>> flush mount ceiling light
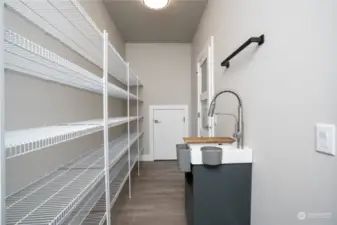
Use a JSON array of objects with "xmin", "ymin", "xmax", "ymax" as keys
[{"xmin": 143, "ymin": 0, "xmax": 169, "ymax": 10}]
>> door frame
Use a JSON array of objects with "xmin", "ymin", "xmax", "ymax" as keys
[
  {"xmin": 149, "ymin": 105, "xmax": 189, "ymax": 161},
  {"xmin": 197, "ymin": 36, "xmax": 215, "ymax": 137}
]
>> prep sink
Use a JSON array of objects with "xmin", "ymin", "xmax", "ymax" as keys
[{"xmin": 181, "ymin": 137, "xmax": 252, "ymax": 165}]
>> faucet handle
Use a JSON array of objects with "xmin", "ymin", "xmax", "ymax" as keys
[
  {"xmin": 233, "ymin": 132, "xmax": 237, "ymax": 139},
  {"xmin": 234, "ymin": 131, "xmax": 242, "ymax": 139}
]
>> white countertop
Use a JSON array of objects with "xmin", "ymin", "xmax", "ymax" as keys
[{"xmin": 188, "ymin": 142, "xmax": 253, "ymax": 165}]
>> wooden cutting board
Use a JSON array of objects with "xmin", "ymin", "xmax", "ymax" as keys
[{"xmin": 183, "ymin": 137, "xmax": 236, "ymax": 144}]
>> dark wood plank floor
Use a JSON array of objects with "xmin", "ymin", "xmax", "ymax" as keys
[{"xmin": 112, "ymin": 161, "xmax": 186, "ymax": 225}]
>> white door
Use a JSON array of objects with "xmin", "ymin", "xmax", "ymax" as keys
[
  {"xmin": 197, "ymin": 36, "xmax": 215, "ymax": 137},
  {"xmin": 153, "ymin": 108, "xmax": 187, "ymax": 160}
]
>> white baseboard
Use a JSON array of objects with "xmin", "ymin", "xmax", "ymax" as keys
[{"xmin": 140, "ymin": 154, "xmax": 153, "ymax": 161}]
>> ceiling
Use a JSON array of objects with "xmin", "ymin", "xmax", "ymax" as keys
[{"xmin": 103, "ymin": 0, "xmax": 208, "ymax": 43}]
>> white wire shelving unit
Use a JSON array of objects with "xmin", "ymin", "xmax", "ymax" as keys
[
  {"xmin": 4, "ymin": 0, "xmax": 141, "ymax": 86},
  {"xmin": 1, "ymin": 1, "xmax": 144, "ymax": 224}
]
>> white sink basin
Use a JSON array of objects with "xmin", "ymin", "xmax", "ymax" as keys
[{"xmin": 188, "ymin": 142, "xmax": 252, "ymax": 165}]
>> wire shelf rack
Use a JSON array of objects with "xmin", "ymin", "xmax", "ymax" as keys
[
  {"xmin": 5, "ymin": 132, "xmax": 142, "ymax": 225},
  {"xmin": 107, "ymin": 43, "xmax": 138, "ymax": 86},
  {"xmin": 62, "ymin": 150, "xmax": 129, "ymax": 225},
  {"xmin": 80, "ymin": 147, "xmax": 141, "ymax": 225},
  {"xmin": 4, "ymin": 0, "xmax": 141, "ymax": 86},
  {"xmin": 5, "ymin": 116, "xmax": 142, "ymax": 159},
  {"xmin": 1, "ymin": 2, "xmax": 144, "ymax": 224},
  {"xmin": 4, "ymin": 30, "xmax": 139, "ymax": 100}
]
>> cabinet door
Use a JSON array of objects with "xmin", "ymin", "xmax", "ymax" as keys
[{"xmin": 193, "ymin": 165, "xmax": 252, "ymax": 225}]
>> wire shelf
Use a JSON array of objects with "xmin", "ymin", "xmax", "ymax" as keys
[
  {"xmin": 81, "ymin": 147, "xmax": 141, "ymax": 225},
  {"xmin": 4, "ymin": 30, "xmax": 140, "ymax": 100},
  {"xmin": 5, "ymin": 116, "xmax": 142, "ymax": 159},
  {"xmin": 62, "ymin": 151, "xmax": 129, "ymax": 225},
  {"xmin": 5, "ymin": 0, "xmax": 101, "ymax": 73},
  {"xmin": 129, "ymin": 68, "xmax": 142, "ymax": 86},
  {"xmin": 107, "ymin": 43, "xmax": 139, "ymax": 86},
  {"xmin": 5, "ymin": 132, "xmax": 143, "ymax": 225},
  {"xmin": 68, "ymin": 116, "xmax": 143, "ymax": 128},
  {"xmin": 5, "ymin": 124, "xmax": 101, "ymax": 159},
  {"xmin": 4, "ymin": 0, "xmax": 141, "ymax": 86}
]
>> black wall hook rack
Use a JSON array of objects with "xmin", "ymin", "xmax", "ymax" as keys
[{"xmin": 221, "ymin": 34, "xmax": 265, "ymax": 68}]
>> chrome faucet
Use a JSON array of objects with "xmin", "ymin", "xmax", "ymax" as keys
[{"xmin": 208, "ymin": 90, "xmax": 244, "ymax": 149}]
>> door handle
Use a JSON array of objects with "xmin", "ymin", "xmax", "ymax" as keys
[{"xmin": 154, "ymin": 120, "xmax": 161, "ymax": 124}]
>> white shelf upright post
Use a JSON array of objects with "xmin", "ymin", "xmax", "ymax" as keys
[
  {"xmin": 0, "ymin": 2, "xmax": 6, "ymax": 224},
  {"xmin": 127, "ymin": 63, "xmax": 131, "ymax": 199},
  {"xmin": 137, "ymin": 77, "xmax": 140, "ymax": 176},
  {"xmin": 103, "ymin": 30, "xmax": 111, "ymax": 225}
]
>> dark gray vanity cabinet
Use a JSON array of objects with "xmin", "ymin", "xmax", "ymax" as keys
[
  {"xmin": 184, "ymin": 164, "xmax": 252, "ymax": 225},
  {"xmin": 185, "ymin": 172, "xmax": 193, "ymax": 225}
]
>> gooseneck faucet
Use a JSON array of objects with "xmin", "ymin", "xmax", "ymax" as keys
[{"xmin": 208, "ymin": 90, "xmax": 244, "ymax": 149}]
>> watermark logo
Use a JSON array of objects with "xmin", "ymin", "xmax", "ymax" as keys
[
  {"xmin": 297, "ymin": 212, "xmax": 332, "ymax": 221},
  {"xmin": 297, "ymin": 212, "xmax": 307, "ymax": 220}
]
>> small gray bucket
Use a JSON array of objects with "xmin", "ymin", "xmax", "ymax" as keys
[
  {"xmin": 176, "ymin": 144, "xmax": 191, "ymax": 172},
  {"xmin": 201, "ymin": 146, "xmax": 222, "ymax": 166}
]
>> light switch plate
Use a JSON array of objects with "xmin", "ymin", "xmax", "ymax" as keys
[{"xmin": 316, "ymin": 124, "xmax": 335, "ymax": 156}]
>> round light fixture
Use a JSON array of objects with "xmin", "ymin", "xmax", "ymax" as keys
[{"xmin": 143, "ymin": 0, "xmax": 169, "ymax": 10}]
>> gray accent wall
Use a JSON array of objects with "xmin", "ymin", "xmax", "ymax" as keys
[
  {"xmin": 126, "ymin": 43, "xmax": 191, "ymax": 157},
  {"xmin": 191, "ymin": 0, "xmax": 337, "ymax": 224},
  {"xmin": 5, "ymin": 2, "xmax": 127, "ymax": 195}
]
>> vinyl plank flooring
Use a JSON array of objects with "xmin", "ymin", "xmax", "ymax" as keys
[{"xmin": 112, "ymin": 161, "xmax": 186, "ymax": 225}]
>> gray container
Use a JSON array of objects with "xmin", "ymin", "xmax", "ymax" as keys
[
  {"xmin": 201, "ymin": 146, "xmax": 222, "ymax": 166},
  {"xmin": 176, "ymin": 144, "xmax": 191, "ymax": 172}
]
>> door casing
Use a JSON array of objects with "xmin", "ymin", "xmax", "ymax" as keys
[{"xmin": 197, "ymin": 36, "xmax": 215, "ymax": 137}]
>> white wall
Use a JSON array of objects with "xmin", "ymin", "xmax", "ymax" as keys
[
  {"xmin": 192, "ymin": 0, "xmax": 337, "ymax": 224},
  {"xmin": 5, "ymin": 1, "xmax": 127, "ymax": 195},
  {"xmin": 126, "ymin": 43, "xmax": 191, "ymax": 157}
]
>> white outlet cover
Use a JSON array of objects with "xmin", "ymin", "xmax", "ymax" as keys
[{"xmin": 316, "ymin": 124, "xmax": 335, "ymax": 156}]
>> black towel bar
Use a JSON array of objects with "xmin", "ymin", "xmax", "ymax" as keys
[{"xmin": 221, "ymin": 34, "xmax": 265, "ymax": 68}]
